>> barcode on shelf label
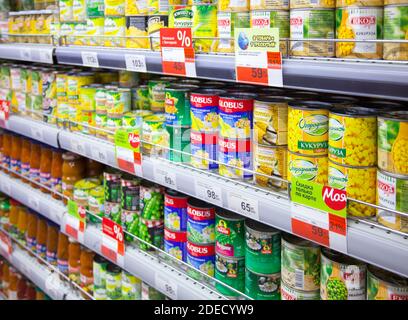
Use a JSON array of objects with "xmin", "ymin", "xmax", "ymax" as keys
[
  {"xmin": 31, "ymin": 127, "xmax": 43, "ymax": 141},
  {"xmin": 39, "ymin": 49, "xmax": 53, "ymax": 63},
  {"xmin": 155, "ymin": 273, "xmax": 177, "ymax": 300},
  {"xmin": 81, "ymin": 51, "xmax": 99, "ymax": 67},
  {"xmin": 154, "ymin": 167, "xmax": 177, "ymax": 189},
  {"xmin": 228, "ymin": 192, "xmax": 259, "ymax": 220},
  {"xmin": 295, "ymin": 269, "xmax": 304, "ymax": 289},
  {"xmin": 20, "ymin": 48, "xmax": 32, "ymax": 60},
  {"xmin": 71, "ymin": 140, "xmax": 86, "ymax": 155},
  {"xmin": 91, "ymin": 146, "xmax": 108, "ymax": 164},
  {"xmin": 125, "ymin": 54, "xmax": 147, "ymax": 72},
  {"xmin": 195, "ymin": 180, "xmax": 223, "ymax": 207}
]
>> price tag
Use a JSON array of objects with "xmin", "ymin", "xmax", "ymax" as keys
[
  {"xmin": 81, "ymin": 51, "xmax": 99, "ymax": 68},
  {"xmin": 30, "ymin": 127, "xmax": 43, "ymax": 142},
  {"xmin": 114, "ymin": 128, "xmax": 143, "ymax": 176},
  {"xmin": 1, "ymin": 180, "xmax": 11, "ymax": 195},
  {"xmin": 195, "ymin": 180, "xmax": 223, "ymax": 207},
  {"xmin": 155, "ymin": 273, "xmax": 178, "ymax": 300},
  {"xmin": 45, "ymin": 273, "xmax": 62, "ymax": 300},
  {"xmin": 28, "ymin": 196, "xmax": 40, "ymax": 212},
  {"xmin": 20, "ymin": 48, "xmax": 32, "ymax": 61},
  {"xmin": 39, "ymin": 49, "xmax": 54, "ymax": 64},
  {"xmin": 125, "ymin": 54, "xmax": 147, "ymax": 73},
  {"xmin": 64, "ymin": 200, "xmax": 86, "ymax": 243},
  {"xmin": 228, "ymin": 192, "xmax": 259, "ymax": 220},
  {"xmin": 234, "ymin": 28, "xmax": 282, "ymax": 87},
  {"xmin": 160, "ymin": 28, "xmax": 196, "ymax": 77},
  {"xmin": 91, "ymin": 146, "xmax": 108, "ymax": 164},
  {"xmin": 0, "ymin": 231, "xmax": 12, "ymax": 261},
  {"xmin": 70, "ymin": 139, "xmax": 87, "ymax": 155},
  {"xmin": 154, "ymin": 166, "xmax": 177, "ymax": 189},
  {"xmin": 101, "ymin": 217, "xmax": 125, "ymax": 267},
  {"xmin": 0, "ymin": 100, "xmax": 10, "ymax": 127}
]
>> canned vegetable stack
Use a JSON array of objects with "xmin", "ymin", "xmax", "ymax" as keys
[
  {"xmin": 186, "ymin": 198, "xmax": 216, "ymax": 280},
  {"xmin": 164, "ymin": 190, "xmax": 189, "ymax": 261},
  {"xmin": 281, "ymin": 234, "xmax": 320, "ymax": 300},
  {"xmin": 214, "ymin": 210, "xmax": 245, "ymax": 297},
  {"xmin": 120, "ymin": 174, "xmax": 142, "ymax": 242},
  {"xmin": 103, "ymin": 168, "xmax": 122, "ymax": 224},
  {"xmin": 126, "ymin": 0, "xmax": 150, "ymax": 49}
]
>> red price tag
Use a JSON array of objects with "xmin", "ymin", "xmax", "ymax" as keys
[
  {"xmin": 101, "ymin": 218, "xmax": 125, "ymax": 267},
  {"xmin": 236, "ymin": 67, "xmax": 268, "ymax": 85},
  {"xmin": 160, "ymin": 28, "xmax": 196, "ymax": 77},
  {"xmin": 0, "ymin": 100, "xmax": 10, "ymax": 128},
  {"xmin": 0, "ymin": 230, "xmax": 12, "ymax": 260},
  {"xmin": 329, "ymin": 213, "xmax": 347, "ymax": 236},
  {"xmin": 291, "ymin": 218, "xmax": 330, "ymax": 247}
]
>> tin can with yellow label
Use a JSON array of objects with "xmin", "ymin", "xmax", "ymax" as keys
[
  {"xmin": 126, "ymin": 15, "xmax": 149, "ymax": 49},
  {"xmin": 218, "ymin": 0, "xmax": 249, "ymax": 11},
  {"xmin": 104, "ymin": 16, "xmax": 126, "ymax": 47},
  {"xmin": 105, "ymin": 0, "xmax": 126, "ymax": 16},
  {"xmin": 250, "ymin": 0, "xmax": 289, "ymax": 10},
  {"xmin": 254, "ymin": 143, "xmax": 287, "ymax": 189},
  {"xmin": 287, "ymin": 151, "xmax": 328, "ymax": 185},
  {"xmin": 126, "ymin": 0, "xmax": 149, "ymax": 14}
]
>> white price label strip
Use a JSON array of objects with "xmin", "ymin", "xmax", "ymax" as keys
[
  {"xmin": 125, "ymin": 54, "xmax": 147, "ymax": 72},
  {"xmin": 91, "ymin": 146, "xmax": 108, "ymax": 164},
  {"xmin": 39, "ymin": 49, "xmax": 53, "ymax": 63},
  {"xmin": 155, "ymin": 273, "xmax": 178, "ymax": 300},
  {"xmin": 154, "ymin": 167, "xmax": 177, "ymax": 189},
  {"xmin": 228, "ymin": 192, "xmax": 259, "ymax": 220},
  {"xmin": 1, "ymin": 180, "xmax": 11, "ymax": 195},
  {"xmin": 81, "ymin": 51, "xmax": 99, "ymax": 67},
  {"xmin": 28, "ymin": 196, "xmax": 40, "ymax": 211},
  {"xmin": 71, "ymin": 139, "xmax": 86, "ymax": 155},
  {"xmin": 20, "ymin": 48, "xmax": 32, "ymax": 61},
  {"xmin": 45, "ymin": 273, "xmax": 63, "ymax": 299},
  {"xmin": 31, "ymin": 127, "xmax": 43, "ymax": 141},
  {"xmin": 195, "ymin": 180, "xmax": 223, "ymax": 206}
]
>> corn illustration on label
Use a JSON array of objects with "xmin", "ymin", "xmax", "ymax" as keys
[
  {"xmin": 290, "ymin": 9, "xmax": 335, "ymax": 57},
  {"xmin": 190, "ymin": 90, "xmax": 221, "ymax": 133},
  {"xmin": 126, "ymin": 0, "xmax": 148, "ymax": 14},
  {"xmin": 377, "ymin": 170, "xmax": 408, "ymax": 232},
  {"xmin": 126, "ymin": 15, "xmax": 149, "ymax": 49},
  {"xmin": 287, "ymin": 152, "xmax": 328, "ymax": 184},
  {"xmin": 191, "ymin": 131, "xmax": 218, "ymax": 170},
  {"xmin": 105, "ymin": 0, "xmax": 125, "ymax": 15},
  {"xmin": 60, "ymin": 0, "xmax": 73, "ymax": 21},
  {"xmin": 378, "ymin": 114, "xmax": 408, "ymax": 175},
  {"xmin": 218, "ymin": 137, "xmax": 253, "ymax": 180},
  {"xmin": 254, "ymin": 143, "xmax": 287, "ymax": 188},
  {"xmin": 218, "ymin": 0, "xmax": 249, "ymax": 11},
  {"xmin": 328, "ymin": 112, "xmax": 377, "ymax": 166},
  {"xmin": 169, "ymin": 5, "xmax": 194, "ymax": 28},
  {"xmin": 328, "ymin": 160, "xmax": 376, "ymax": 217},
  {"xmin": 383, "ymin": 5, "xmax": 408, "ymax": 61},
  {"xmin": 336, "ymin": 7, "xmax": 383, "ymax": 59},
  {"xmin": 290, "ymin": 0, "xmax": 335, "ymax": 8},
  {"xmin": 367, "ymin": 268, "xmax": 408, "ymax": 300},
  {"xmin": 250, "ymin": 0, "xmax": 288, "ymax": 10}
]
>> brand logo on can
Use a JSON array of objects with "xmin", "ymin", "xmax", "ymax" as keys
[
  {"xmin": 290, "ymin": 17, "xmax": 303, "ymax": 25},
  {"xmin": 191, "ymin": 94, "xmax": 216, "ymax": 107},
  {"xmin": 187, "ymin": 206, "xmax": 214, "ymax": 220},
  {"xmin": 298, "ymin": 115, "xmax": 328, "ymax": 136},
  {"xmin": 328, "ymin": 166, "xmax": 347, "ymax": 190},
  {"xmin": 216, "ymin": 220, "xmax": 230, "ymax": 235},
  {"xmin": 128, "ymin": 133, "xmax": 140, "ymax": 149},
  {"xmin": 219, "ymin": 99, "xmax": 245, "ymax": 110},
  {"xmin": 289, "ymin": 160, "xmax": 318, "ymax": 181},
  {"xmin": 351, "ymin": 16, "xmax": 376, "ymax": 25},
  {"xmin": 329, "ymin": 118, "xmax": 345, "ymax": 141},
  {"xmin": 187, "ymin": 242, "xmax": 214, "ymax": 256},
  {"xmin": 378, "ymin": 180, "xmax": 395, "ymax": 195}
]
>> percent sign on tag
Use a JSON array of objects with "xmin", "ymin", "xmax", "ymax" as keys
[
  {"xmin": 160, "ymin": 28, "xmax": 196, "ymax": 77},
  {"xmin": 101, "ymin": 217, "xmax": 125, "ymax": 267}
]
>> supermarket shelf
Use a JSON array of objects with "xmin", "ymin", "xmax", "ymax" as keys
[
  {"xmin": 9, "ymin": 10, "xmax": 57, "ymax": 16},
  {"xmin": 55, "ymin": 46, "xmax": 408, "ymax": 101},
  {"xmin": 0, "ymin": 171, "xmax": 65, "ymax": 225},
  {"xmin": 57, "ymin": 127, "xmax": 408, "ymax": 278},
  {"xmin": 0, "ymin": 243, "xmax": 82, "ymax": 300},
  {"xmin": 6, "ymin": 115, "xmax": 60, "ymax": 148},
  {"xmin": 0, "ymin": 43, "xmax": 54, "ymax": 64}
]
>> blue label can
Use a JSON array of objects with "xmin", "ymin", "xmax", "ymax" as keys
[
  {"xmin": 190, "ymin": 131, "xmax": 218, "ymax": 170},
  {"xmin": 186, "ymin": 241, "xmax": 215, "ymax": 278},
  {"xmin": 164, "ymin": 190, "xmax": 188, "ymax": 232},
  {"xmin": 218, "ymin": 137, "xmax": 253, "ymax": 180},
  {"xmin": 164, "ymin": 228, "xmax": 187, "ymax": 262}
]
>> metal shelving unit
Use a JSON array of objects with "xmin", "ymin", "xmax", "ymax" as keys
[
  {"xmin": 0, "ymin": 43, "xmax": 55, "ymax": 64},
  {"xmin": 55, "ymin": 46, "xmax": 408, "ymax": 101}
]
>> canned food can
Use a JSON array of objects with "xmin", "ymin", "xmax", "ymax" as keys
[
  {"xmin": 378, "ymin": 111, "xmax": 408, "ymax": 175},
  {"xmin": 147, "ymin": 15, "xmax": 168, "ymax": 50},
  {"xmin": 104, "ymin": 169, "xmax": 122, "ymax": 203},
  {"xmin": 219, "ymin": 137, "xmax": 252, "ymax": 180},
  {"xmin": 281, "ymin": 281, "xmax": 320, "ymax": 300},
  {"xmin": 10, "ymin": 66, "xmax": 21, "ymax": 91},
  {"xmin": 93, "ymin": 255, "xmax": 108, "ymax": 299},
  {"xmin": 31, "ymin": 68, "xmax": 42, "ymax": 96},
  {"xmin": 250, "ymin": 0, "xmax": 289, "ymax": 9},
  {"xmin": 281, "ymin": 233, "xmax": 321, "ymax": 291},
  {"xmin": 286, "ymin": 90, "xmax": 320, "ymax": 101},
  {"xmin": 74, "ymin": 178, "xmax": 101, "ymax": 207},
  {"xmin": 126, "ymin": 0, "xmax": 149, "ymax": 14},
  {"xmin": 383, "ymin": 5, "xmax": 408, "ymax": 61},
  {"xmin": 164, "ymin": 190, "xmax": 188, "ymax": 231},
  {"xmin": 73, "ymin": 0, "xmax": 87, "ymax": 21},
  {"xmin": 218, "ymin": 0, "xmax": 249, "ymax": 11},
  {"xmin": 245, "ymin": 268, "xmax": 281, "ymax": 300},
  {"xmin": 106, "ymin": 264, "xmax": 122, "ymax": 300},
  {"xmin": 95, "ymin": 87, "xmax": 107, "ymax": 113},
  {"xmin": 87, "ymin": 0, "xmax": 105, "ymax": 17},
  {"xmin": 367, "ymin": 265, "xmax": 408, "ymax": 300},
  {"xmin": 105, "ymin": 0, "xmax": 125, "ymax": 15},
  {"xmin": 287, "ymin": 101, "xmax": 331, "ymax": 155},
  {"xmin": 80, "ymin": 110, "xmax": 96, "ymax": 135},
  {"xmin": 291, "ymin": 0, "xmax": 334, "ymax": 8},
  {"xmin": 320, "ymin": 95, "xmax": 359, "ymax": 107},
  {"xmin": 254, "ymin": 143, "xmax": 287, "ymax": 189},
  {"xmin": 169, "ymin": 5, "xmax": 194, "ymax": 28},
  {"xmin": 88, "ymin": 186, "xmax": 105, "ymax": 223},
  {"xmin": 245, "ymin": 219, "xmax": 281, "ymax": 274},
  {"xmin": 95, "ymin": 111, "xmax": 108, "ymax": 138},
  {"xmin": 164, "ymin": 228, "xmax": 187, "ymax": 261},
  {"xmin": 187, "ymin": 240, "xmax": 215, "ymax": 277},
  {"xmin": 329, "ymin": 107, "xmax": 377, "ymax": 166},
  {"xmin": 187, "ymin": 198, "xmax": 215, "ymax": 244},
  {"xmin": 219, "ymin": 94, "xmax": 255, "ymax": 140},
  {"xmin": 139, "ymin": 218, "xmax": 164, "ymax": 250},
  {"xmin": 192, "ymin": 4, "xmax": 217, "ymax": 53},
  {"xmin": 80, "ymin": 85, "xmax": 98, "ymax": 112},
  {"xmin": 288, "ymin": 151, "xmax": 328, "ymax": 185},
  {"xmin": 119, "ymin": 70, "xmax": 139, "ymax": 87},
  {"xmin": 215, "ymin": 253, "xmax": 245, "ymax": 296},
  {"xmin": 216, "ymin": 11, "xmax": 250, "ymax": 53},
  {"xmin": 133, "ymin": 85, "xmax": 150, "ymax": 110},
  {"xmin": 190, "ymin": 131, "xmax": 218, "ymax": 170},
  {"xmin": 148, "ymin": 0, "xmax": 169, "ymax": 14},
  {"xmin": 165, "ymin": 125, "xmax": 191, "ymax": 163},
  {"xmin": 104, "ymin": 16, "xmax": 126, "ymax": 47},
  {"xmin": 165, "ymin": 84, "xmax": 199, "ymax": 126},
  {"xmin": 106, "ymin": 87, "xmax": 131, "ymax": 115},
  {"xmin": 337, "ymin": 0, "xmax": 383, "ymax": 6},
  {"xmin": 126, "ymin": 15, "xmax": 149, "ymax": 49},
  {"xmin": 148, "ymin": 79, "xmax": 172, "ymax": 112},
  {"xmin": 142, "ymin": 113, "xmax": 168, "ymax": 156},
  {"xmin": 377, "ymin": 169, "xmax": 408, "ymax": 233},
  {"xmin": 123, "ymin": 110, "xmax": 152, "ymax": 128},
  {"xmin": 215, "ymin": 210, "xmax": 245, "ymax": 258},
  {"xmin": 328, "ymin": 159, "xmax": 376, "ymax": 217},
  {"xmin": 67, "ymin": 72, "xmax": 95, "ymax": 106},
  {"xmin": 290, "ymin": 8, "xmax": 335, "ymax": 57},
  {"xmin": 140, "ymin": 182, "xmax": 164, "ymax": 220},
  {"xmin": 190, "ymin": 88, "xmax": 225, "ymax": 133},
  {"xmin": 336, "ymin": 7, "xmax": 383, "ymax": 59},
  {"xmin": 321, "ymin": 248, "xmax": 366, "ymax": 300},
  {"xmin": 121, "ymin": 175, "xmax": 141, "ymax": 212},
  {"xmin": 122, "ymin": 271, "xmax": 142, "ymax": 300},
  {"xmin": 142, "ymin": 282, "xmax": 166, "ymax": 300}
]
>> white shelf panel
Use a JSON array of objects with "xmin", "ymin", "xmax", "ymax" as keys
[{"xmin": 0, "ymin": 44, "xmax": 54, "ymax": 64}]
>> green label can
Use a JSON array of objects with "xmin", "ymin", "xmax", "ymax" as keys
[
  {"xmin": 215, "ymin": 210, "xmax": 245, "ymax": 258},
  {"xmin": 166, "ymin": 125, "xmax": 191, "ymax": 163},
  {"xmin": 245, "ymin": 219, "xmax": 281, "ymax": 274},
  {"xmin": 133, "ymin": 85, "xmax": 150, "ymax": 110},
  {"xmin": 169, "ymin": 5, "xmax": 194, "ymax": 28},
  {"xmin": 142, "ymin": 113, "xmax": 167, "ymax": 156},
  {"xmin": 87, "ymin": 0, "xmax": 105, "ymax": 17},
  {"xmin": 121, "ymin": 271, "xmax": 142, "ymax": 300},
  {"xmin": 95, "ymin": 87, "xmax": 107, "ymax": 112},
  {"xmin": 192, "ymin": 4, "xmax": 217, "ymax": 53},
  {"xmin": 165, "ymin": 84, "xmax": 199, "ymax": 126},
  {"xmin": 245, "ymin": 268, "xmax": 281, "ymax": 300},
  {"xmin": 148, "ymin": 79, "xmax": 171, "ymax": 112},
  {"xmin": 384, "ymin": 4, "xmax": 408, "ymax": 61},
  {"xmin": 105, "ymin": 264, "xmax": 122, "ymax": 300},
  {"xmin": 88, "ymin": 186, "xmax": 105, "ymax": 223},
  {"xmin": 215, "ymin": 253, "xmax": 245, "ymax": 297},
  {"xmin": 93, "ymin": 255, "xmax": 108, "ymax": 300},
  {"xmin": 80, "ymin": 85, "xmax": 99, "ymax": 111},
  {"xmin": 106, "ymin": 87, "xmax": 131, "ymax": 115}
]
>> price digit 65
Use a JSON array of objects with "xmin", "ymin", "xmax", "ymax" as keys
[{"xmin": 241, "ymin": 202, "xmax": 251, "ymax": 213}]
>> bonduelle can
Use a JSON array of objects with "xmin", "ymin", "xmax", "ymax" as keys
[
  {"xmin": 187, "ymin": 240, "xmax": 215, "ymax": 278},
  {"xmin": 165, "ymin": 124, "xmax": 191, "ymax": 163},
  {"xmin": 245, "ymin": 268, "xmax": 281, "ymax": 300},
  {"xmin": 367, "ymin": 265, "xmax": 408, "ymax": 300},
  {"xmin": 187, "ymin": 198, "xmax": 215, "ymax": 244},
  {"xmin": 218, "ymin": 137, "xmax": 253, "ymax": 180},
  {"xmin": 141, "ymin": 113, "xmax": 167, "ymax": 157},
  {"xmin": 287, "ymin": 151, "xmax": 328, "ymax": 185},
  {"xmin": 133, "ymin": 85, "xmax": 150, "ymax": 110},
  {"xmin": 192, "ymin": 4, "xmax": 217, "ymax": 53},
  {"xmin": 164, "ymin": 227, "xmax": 187, "ymax": 261},
  {"xmin": 148, "ymin": 78, "xmax": 172, "ymax": 112},
  {"xmin": 190, "ymin": 88, "xmax": 225, "ymax": 133},
  {"xmin": 190, "ymin": 131, "xmax": 218, "ymax": 170},
  {"xmin": 281, "ymin": 281, "xmax": 320, "ymax": 300},
  {"xmin": 215, "ymin": 253, "xmax": 245, "ymax": 297},
  {"xmin": 215, "ymin": 210, "xmax": 245, "ymax": 258},
  {"xmin": 164, "ymin": 189, "xmax": 188, "ymax": 232},
  {"xmin": 245, "ymin": 219, "xmax": 281, "ymax": 274},
  {"xmin": 165, "ymin": 84, "xmax": 199, "ymax": 126}
]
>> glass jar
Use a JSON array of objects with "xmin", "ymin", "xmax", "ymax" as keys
[
  {"xmin": 29, "ymin": 141, "xmax": 41, "ymax": 188},
  {"xmin": 10, "ymin": 134, "xmax": 22, "ymax": 178},
  {"xmin": 16, "ymin": 207, "xmax": 28, "ymax": 245},
  {"xmin": 36, "ymin": 217, "xmax": 48, "ymax": 260},
  {"xmin": 2, "ymin": 261, "xmax": 9, "ymax": 297},
  {"xmin": 86, "ymin": 159, "xmax": 105, "ymax": 179},
  {"xmin": 2, "ymin": 132, "xmax": 12, "ymax": 171},
  {"xmin": 50, "ymin": 148, "xmax": 63, "ymax": 200},
  {"xmin": 46, "ymin": 221, "xmax": 59, "ymax": 266},
  {"xmin": 26, "ymin": 210, "xmax": 38, "ymax": 253},
  {"xmin": 8, "ymin": 267, "xmax": 19, "ymax": 300},
  {"xmin": 8, "ymin": 199, "xmax": 22, "ymax": 237},
  {"xmin": 39, "ymin": 145, "xmax": 52, "ymax": 194},
  {"xmin": 62, "ymin": 152, "xmax": 86, "ymax": 205},
  {"xmin": 20, "ymin": 138, "xmax": 31, "ymax": 180},
  {"xmin": 57, "ymin": 232, "xmax": 69, "ymax": 277},
  {"xmin": 68, "ymin": 238, "xmax": 81, "ymax": 284},
  {"xmin": 80, "ymin": 248, "xmax": 95, "ymax": 299}
]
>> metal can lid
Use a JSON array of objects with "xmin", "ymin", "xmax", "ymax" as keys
[
  {"xmin": 107, "ymin": 263, "xmax": 122, "ymax": 274},
  {"xmin": 245, "ymin": 218, "xmax": 280, "ymax": 234},
  {"xmin": 255, "ymin": 95, "xmax": 294, "ymax": 104},
  {"xmin": 220, "ymin": 92, "xmax": 258, "ymax": 100},
  {"xmin": 322, "ymin": 247, "xmax": 366, "ymax": 266},
  {"xmin": 286, "ymin": 90, "xmax": 320, "ymax": 100},
  {"xmin": 165, "ymin": 189, "xmax": 188, "ymax": 199},
  {"xmin": 191, "ymin": 88, "xmax": 227, "ymax": 96},
  {"xmin": 187, "ymin": 197, "xmax": 214, "ymax": 210},
  {"xmin": 368, "ymin": 265, "xmax": 408, "ymax": 288},
  {"xmin": 216, "ymin": 209, "xmax": 244, "ymax": 221},
  {"xmin": 379, "ymin": 110, "xmax": 408, "ymax": 121},
  {"xmin": 288, "ymin": 100, "xmax": 333, "ymax": 111},
  {"xmin": 330, "ymin": 105, "xmax": 377, "ymax": 117},
  {"xmin": 320, "ymin": 95, "xmax": 359, "ymax": 105},
  {"xmin": 166, "ymin": 84, "xmax": 200, "ymax": 91},
  {"xmin": 282, "ymin": 232, "xmax": 321, "ymax": 248}
]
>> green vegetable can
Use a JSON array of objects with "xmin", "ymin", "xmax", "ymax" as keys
[
  {"xmin": 106, "ymin": 264, "xmax": 122, "ymax": 300},
  {"xmin": 133, "ymin": 85, "xmax": 150, "ymax": 110},
  {"xmin": 139, "ymin": 218, "xmax": 164, "ymax": 251},
  {"xmin": 88, "ymin": 186, "xmax": 105, "ymax": 223},
  {"xmin": 281, "ymin": 281, "xmax": 320, "ymax": 300},
  {"xmin": 367, "ymin": 265, "xmax": 408, "ymax": 300},
  {"xmin": 122, "ymin": 271, "xmax": 142, "ymax": 300},
  {"xmin": 93, "ymin": 255, "xmax": 108, "ymax": 300},
  {"xmin": 320, "ymin": 248, "xmax": 367, "ymax": 300},
  {"xmin": 383, "ymin": 5, "xmax": 408, "ymax": 61},
  {"xmin": 245, "ymin": 219, "xmax": 281, "ymax": 274},
  {"xmin": 165, "ymin": 125, "xmax": 191, "ymax": 163},
  {"xmin": 215, "ymin": 210, "xmax": 245, "ymax": 258},
  {"xmin": 140, "ymin": 182, "xmax": 164, "ymax": 220},
  {"xmin": 148, "ymin": 78, "xmax": 174, "ymax": 113},
  {"xmin": 215, "ymin": 253, "xmax": 245, "ymax": 297},
  {"xmin": 165, "ymin": 84, "xmax": 199, "ymax": 126},
  {"xmin": 281, "ymin": 233, "xmax": 321, "ymax": 291},
  {"xmin": 245, "ymin": 268, "xmax": 281, "ymax": 300}
]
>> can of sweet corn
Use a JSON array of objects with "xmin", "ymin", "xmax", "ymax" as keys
[
  {"xmin": 105, "ymin": 0, "xmax": 126, "ymax": 16},
  {"xmin": 164, "ymin": 84, "xmax": 199, "ymax": 126},
  {"xmin": 250, "ymin": 10, "xmax": 290, "ymax": 54},
  {"xmin": 254, "ymin": 143, "xmax": 287, "ymax": 189},
  {"xmin": 336, "ymin": 0, "xmax": 383, "ymax": 7},
  {"xmin": 320, "ymin": 95, "xmax": 359, "ymax": 107},
  {"xmin": 287, "ymin": 151, "xmax": 328, "ymax": 185},
  {"xmin": 218, "ymin": 0, "xmax": 249, "ymax": 11},
  {"xmin": 291, "ymin": 0, "xmax": 334, "ymax": 8},
  {"xmin": 385, "ymin": 0, "xmax": 408, "ymax": 4},
  {"xmin": 126, "ymin": 0, "xmax": 149, "ymax": 14},
  {"xmin": 377, "ymin": 169, "xmax": 408, "ymax": 233},
  {"xmin": 328, "ymin": 159, "xmax": 376, "ymax": 217},
  {"xmin": 383, "ymin": 4, "xmax": 408, "ymax": 61},
  {"xmin": 190, "ymin": 131, "xmax": 218, "ymax": 170},
  {"xmin": 290, "ymin": 8, "xmax": 335, "ymax": 57},
  {"xmin": 378, "ymin": 111, "xmax": 408, "ymax": 176},
  {"xmin": 148, "ymin": 78, "xmax": 173, "ymax": 112},
  {"xmin": 142, "ymin": 113, "xmax": 168, "ymax": 157},
  {"xmin": 86, "ymin": 17, "xmax": 105, "ymax": 46},
  {"xmin": 106, "ymin": 87, "xmax": 131, "ymax": 115},
  {"xmin": 250, "ymin": 0, "xmax": 288, "ymax": 10},
  {"xmin": 216, "ymin": 11, "xmax": 250, "ymax": 53},
  {"xmin": 73, "ymin": 0, "xmax": 87, "ymax": 21},
  {"xmin": 147, "ymin": 14, "xmax": 169, "ymax": 50},
  {"xmin": 104, "ymin": 16, "xmax": 126, "ymax": 47},
  {"xmin": 169, "ymin": 5, "xmax": 194, "ymax": 28},
  {"xmin": 335, "ymin": 7, "xmax": 384, "ymax": 59},
  {"xmin": 288, "ymin": 101, "xmax": 331, "ymax": 155},
  {"xmin": 254, "ymin": 96, "xmax": 293, "ymax": 146},
  {"xmin": 328, "ymin": 107, "xmax": 377, "ymax": 167},
  {"xmin": 367, "ymin": 265, "xmax": 408, "ymax": 300},
  {"xmin": 219, "ymin": 137, "xmax": 253, "ymax": 180},
  {"xmin": 60, "ymin": 0, "xmax": 74, "ymax": 21}
]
